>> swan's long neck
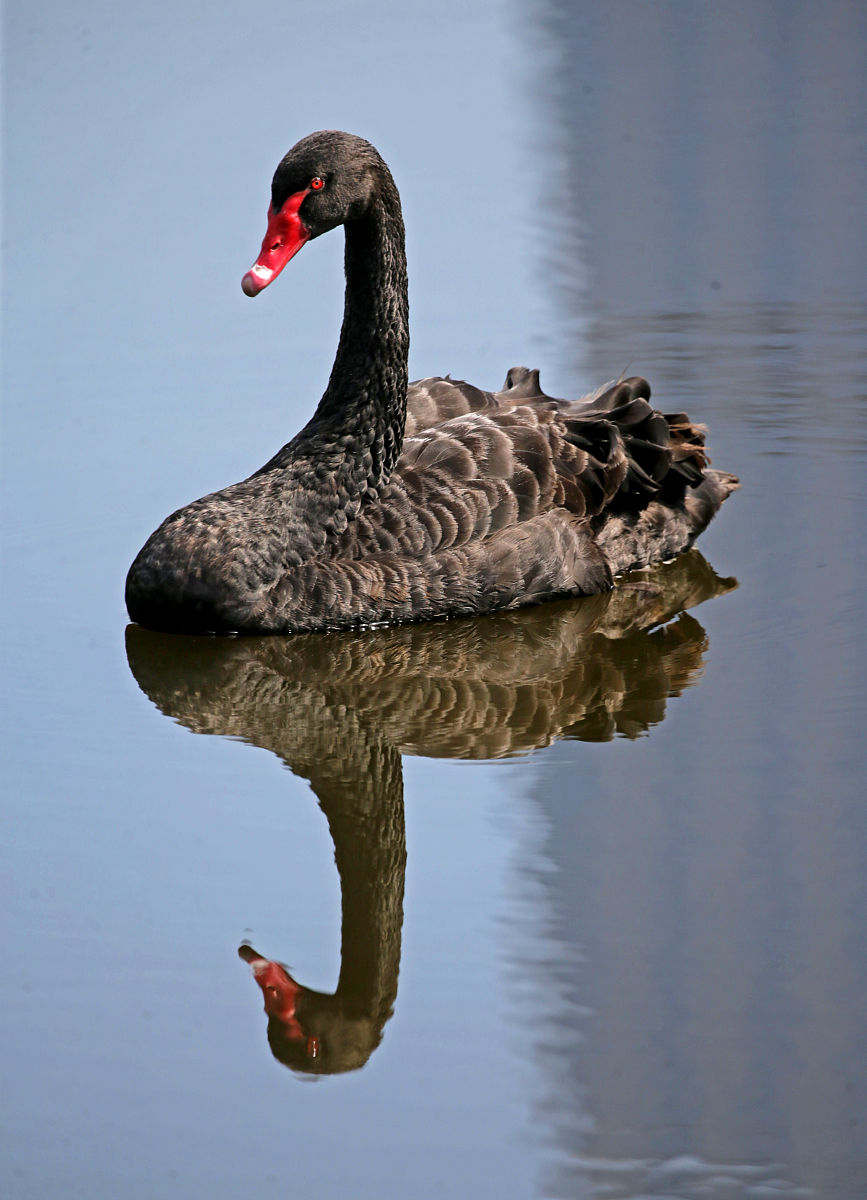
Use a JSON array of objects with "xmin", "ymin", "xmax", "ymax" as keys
[{"xmin": 284, "ymin": 174, "xmax": 409, "ymax": 503}]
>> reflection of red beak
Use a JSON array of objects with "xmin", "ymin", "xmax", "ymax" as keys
[
  {"xmin": 240, "ymin": 947, "xmax": 300, "ymax": 1016},
  {"xmin": 239, "ymin": 944, "xmax": 307, "ymax": 1038},
  {"xmin": 253, "ymin": 960, "xmax": 299, "ymax": 1016},
  {"xmin": 238, "ymin": 944, "xmax": 320, "ymax": 1059},
  {"xmin": 242, "ymin": 188, "xmax": 310, "ymax": 296}
]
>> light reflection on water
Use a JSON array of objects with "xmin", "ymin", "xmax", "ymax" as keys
[
  {"xmin": 518, "ymin": 11, "xmax": 867, "ymax": 1192},
  {"xmin": 576, "ymin": 303, "xmax": 867, "ymax": 454}
]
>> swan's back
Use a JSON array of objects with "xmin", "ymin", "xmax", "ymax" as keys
[{"xmin": 256, "ymin": 371, "xmax": 737, "ymax": 634}]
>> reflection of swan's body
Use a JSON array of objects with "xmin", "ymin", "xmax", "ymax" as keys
[
  {"xmin": 125, "ymin": 130, "xmax": 737, "ymax": 635},
  {"xmin": 126, "ymin": 552, "xmax": 735, "ymax": 1074}
]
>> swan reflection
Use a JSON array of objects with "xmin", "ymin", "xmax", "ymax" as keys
[{"xmin": 125, "ymin": 549, "xmax": 735, "ymax": 1075}]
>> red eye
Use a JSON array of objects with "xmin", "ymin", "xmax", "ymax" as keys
[{"xmin": 310, "ymin": 177, "xmax": 324, "ymax": 190}]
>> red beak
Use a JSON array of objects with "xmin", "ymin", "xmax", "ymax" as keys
[{"xmin": 242, "ymin": 188, "xmax": 310, "ymax": 296}]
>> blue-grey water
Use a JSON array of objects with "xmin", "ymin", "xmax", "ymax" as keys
[{"xmin": 2, "ymin": 2, "xmax": 866, "ymax": 1198}]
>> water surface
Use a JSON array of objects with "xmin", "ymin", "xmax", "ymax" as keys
[{"xmin": 3, "ymin": 2, "xmax": 866, "ymax": 1198}]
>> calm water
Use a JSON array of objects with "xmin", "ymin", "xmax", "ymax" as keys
[{"xmin": 3, "ymin": 3, "xmax": 866, "ymax": 1198}]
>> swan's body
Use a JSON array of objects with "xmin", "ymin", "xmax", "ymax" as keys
[{"xmin": 126, "ymin": 131, "xmax": 737, "ymax": 635}]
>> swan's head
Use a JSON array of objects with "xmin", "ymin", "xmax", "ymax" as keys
[{"xmin": 242, "ymin": 130, "xmax": 387, "ymax": 297}]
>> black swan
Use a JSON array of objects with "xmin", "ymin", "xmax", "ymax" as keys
[{"xmin": 125, "ymin": 130, "xmax": 738, "ymax": 635}]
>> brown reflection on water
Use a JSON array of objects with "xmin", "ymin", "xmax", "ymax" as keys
[{"xmin": 126, "ymin": 551, "xmax": 733, "ymax": 1076}]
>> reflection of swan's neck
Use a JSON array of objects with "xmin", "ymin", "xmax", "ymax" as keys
[
  {"xmin": 319, "ymin": 738, "xmax": 406, "ymax": 1020},
  {"xmin": 249, "ymin": 722, "xmax": 408, "ymax": 1075},
  {"xmin": 241, "ymin": 730, "xmax": 407, "ymax": 1075}
]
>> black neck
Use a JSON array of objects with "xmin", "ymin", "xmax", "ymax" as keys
[{"xmin": 284, "ymin": 171, "xmax": 410, "ymax": 504}]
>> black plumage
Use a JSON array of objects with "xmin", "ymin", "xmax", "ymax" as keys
[{"xmin": 126, "ymin": 131, "xmax": 738, "ymax": 635}]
